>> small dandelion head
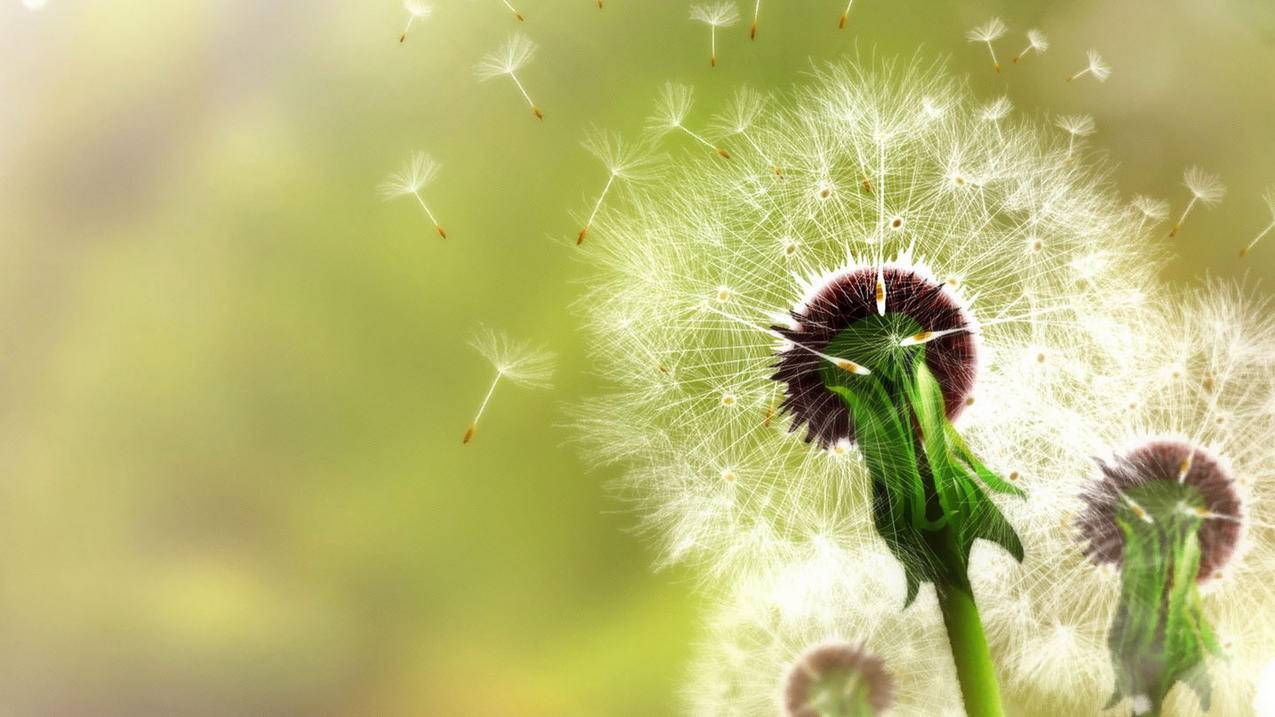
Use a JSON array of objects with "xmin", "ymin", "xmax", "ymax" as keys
[
  {"xmin": 1076, "ymin": 439, "xmax": 1243, "ymax": 583},
  {"xmin": 690, "ymin": 1, "xmax": 741, "ymax": 28},
  {"xmin": 1183, "ymin": 166, "xmax": 1227, "ymax": 205},
  {"xmin": 474, "ymin": 32, "xmax": 537, "ymax": 81},
  {"xmin": 785, "ymin": 642, "xmax": 896, "ymax": 717},
  {"xmin": 378, "ymin": 151, "xmax": 440, "ymax": 199},
  {"xmin": 772, "ymin": 258, "xmax": 977, "ymax": 449},
  {"xmin": 1026, "ymin": 29, "xmax": 1049, "ymax": 52},
  {"xmin": 1085, "ymin": 49, "xmax": 1112, "ymax": 82},
  {"xmin": 404, "ymin": 0, "xmax": 432, "ymax": 19},
  {"xmin": 1131, "ymin": 195, "xmax": 1169, "ymax": 222},
  {"xmin": 469, "ymin": 326, "xmax": 557, "ymax": 388},
  {"xmin": 1054, "ymin": 113, "xmax": 1096, "ymax": 138},
  {"xmin": 582, "ymin": 128, "xmax": 663, "ymax": 182},
  {"xmin": 648, "ymin": 82, "xmax": 695, "ymax": 135},
  {"xmin": 966, "ymin": 17, "xmax": 1007, "ymax": 43},
  {"xmin": 979, "ymin": 96, "xmax": 1013, "ymax": 124}
]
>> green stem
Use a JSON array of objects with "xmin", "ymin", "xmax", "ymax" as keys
[{"xmin": 935, "ymin": 580, "xmax": 1004, "ymax": 717}]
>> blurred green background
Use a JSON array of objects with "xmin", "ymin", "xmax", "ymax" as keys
[{"xmin": 1, "ymin": 0, "xmax": 1273, "ymax": 715}]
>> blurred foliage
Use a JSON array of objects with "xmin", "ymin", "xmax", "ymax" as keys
[{"xmin": 0, "ymin": 0, "xmax": 1272, "ymax": 715}]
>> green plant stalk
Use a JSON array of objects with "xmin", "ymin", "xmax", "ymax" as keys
[{"xmin": 821, "ymin": 314, "xmax": 1023, "ymax": 717}]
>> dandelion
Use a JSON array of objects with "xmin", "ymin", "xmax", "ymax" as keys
[
  {"xmin": 1012, "ymin": 29, "xmax": 1049, "ymax": 64},
  {"xmin": 1067, "ymin": 49, "xmax": 1112, "ymax": 83},
  {"xmin": 580, "ymin": 57, "xmax": 1163, "ymax": 715},
  {"xmin": 475, "ymin": 32, "xmax": 543, "ymax": 120},
  {"xmin": 710, "ymin": 86, "xmax": 782, "ymax": 176},
  {"xmin": 379, "ymin": 151, "xmax": 447, "ymax": 239},
  {"xmin": 691, "ymin": 2, "xmax": 740, "ymax": 68},
  {"xmin": 967, "ymin": 17, "xmax": 1007, "ymax": 74},
  {"xmin": 977, "ymin": 281, "xmax": 1275, "ymax": 716},
  {"xmin": 648, "ymin": 82, "xmax": 731, "ymax": 159},
  {"xmin": 576, "ymin": 129, "xmax": 662, "ymax": 245},
  {"xmin": 837, "ymin": 1, "xmax": 857, "ymax": 30},
  {"xmin": 750, "ymin": 0, "xmax": 761, "ymax": 39},
  {"xmin": 1130, "ymin": 195, "xmax": 1169, "ymax": 236},
  {"xmin": 463, "ymin": 327, "xmax": 556, "ymax": 444},
  {"xmin": 1240, "ymin": 186, "xmax": 1275, "ymax": 257},
  {"xmin": 398, "ymin": 0, "xmax": 433, "ymax": 43},
  {"xmin": 1054, "ymin": 113, "xmax": 1095, "ymax": 159},
  {"xmin": 1169, "ymin": 166, "xmax": 1226, "ymax": 238}
]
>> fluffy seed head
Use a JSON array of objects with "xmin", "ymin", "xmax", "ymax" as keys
[
  {"xmin": 405, "ymin": 0, "xmax": 432, "ymax": 19},
  {"xmin": 648, "ymin": 82, "xmax": 695, "ymax": 134},
  {"xmin": 378, "ymin": 151, "xmax": 440, "ymax": 198},
  {"xmin": 475, "ymin": 32, "xmax": 537, "ymax": 81},
  {"xmin": 979, "ymin": 96, "xmax": 1013, "ymax": 123},
  {"xmin": 1085, "ymin": 49, "xmax": 1112, "ymax": 82},
  {"xmin": 1183, "ymin": 166, "xmax": 1227, "ymax": 205},
  {"xmin": 1055, "ymin": 114, "xmax": 1096, "ymax": 138},
  {"xmin": 582, "ymin": 128, "xmax": 663, "ymax": 182},
  {"xmin": 1131, "ymin": 195, "xmax": 1169, "ymax": 222},
  {"xmin": 469, "ymin": 326, "xmax": 556, "ymax": 388},
  {"xmin": 1026, "ymin": 29, "xmax": 1049, "ymax": 52},
  {"xmin": 691, "ymin": 1, "xmax": 741, "ymax": 27},
  {"xmin": 711, "ymin": 86, "xmax": 769, "ymax": 137},
  {"xmin": 967, "ymin": 17, "xmax": 1007, "ymax": 43}
]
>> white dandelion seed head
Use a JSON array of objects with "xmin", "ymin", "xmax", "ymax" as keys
[
  {"xmin": 685, "ymin": 550, "xmax": 960, "ymax": 716},
  {"xmin": 648, "ymin": 81, "xmax": 695, "ymax": 135},
  {"xmin": 474, "ymin": 32, "xmax": 537, "ymax": 81},
  {"xmin": 469, "ymin": 326, "xmax": 556, "ymax": 388},
  {"xmin": 582, "ymin": 128, "xmax": 663, "ymax": 182},
  {"xmin": 577, "ymin": 57, "xmax": 1165, "ymax": 586},
  {"xmin": 711, "ymin": 86, "xmax": 770, "ymax": 137},
  {"xmin": 1055, "ymin": 113, "xmax": 1096, "ymax": 138},
  {"xmin": 967, "ymin": 17, "xmax": 1007, "ymax": 43},
  {"xmin": 1131, "ymin": 194, "xmax": 1169, "ymax": 222},
  {"xmin": 1183, "ymin": 166, "xmax": 1228, "ymax": 205},
  {"xmin": 1085, "ymin": 49, "xmax": 1112, "ymax": 82},
  {"xmin": 979, "ymin": 96, "xmax": 1013, "ymax": 123},
  {"xmin": 378, "ymin": 151, "xmax": 440, "ymax": 199},
  {"xmin": 979, "ymin": 279, "xmax": 1275, "ymax": 715},
  {"xmin": 404, "ymin": 0, "xmax": 432, "ymax": 19},
  {"xmin": 1027, "ymin": 29, "xmax": 1049, "ymax": 52},
  {"xmin": 691, "ymin": 1, "xmax": 741, "ymax": 28}
]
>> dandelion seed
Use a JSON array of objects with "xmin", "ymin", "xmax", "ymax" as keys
[
  {"xmin": 597, "ymin": 0, "xmax": 603, "ymax": 8},
  {"xmin": 710, "ymin": 87, "xmax": 782, "ymax": 176},
  {"xmin": 497, "ymin": 0, "xmax": 525, "ymax": 21},
  {"xmin": 463, "ymin": 327, "xmax": 555, "ymax": 444},
  {"xmin": 1012, "ymin": 29, "xmax": 1049, "ymax": 64},
  {"xmin": 1240, "ymin": 186, "xmax": 1275, "ymax": 257},
  {"xmin": 691, "ymin": 2, "xmax": 740, "ymax": 68},
  {"xmin": 648, "ymin": 82, "xmax": 730, "ymax": 159},
  {"xmin": 837, "ymin": 1, "xmax": 861, "ymax": 30},
  {"xmin": 398, "ymin": 0, "xmax": 433, "ymax": 43},
  {"xmin": 979, "ymin": 96, "xmax": 1012, "ymax": 140},
  {"xmin": 1131, "ymin": 195, "xmax": 1169, "ymax": 235},
  {"xmin": 1066, "ymin": 49, "xmax": 1112, "ymax": 83},
  {"xmin": 1169, "ymin": 166, "xmax": 1226, "ymax": 238},
  {"xmin": 577, "ymin": 130, "xmax": 661, "ymax": 245},
  {"xmin": 379, "ymin": 151, "xmax": 447, "ymax": 239},
  {"xmin": 475, "ymin": 32, "xmax": 543, "ymax": 120},
  {"xmin": 1054, "ymin": 113, "xmax": 1095, "ymax": 159},
  {"xmin": 750, "ymin": 0, "xmax": 761, "ymax": 39},
  {"xmin": 967, "ymin": 17, "xmax": 1007, "ymax": 74}
]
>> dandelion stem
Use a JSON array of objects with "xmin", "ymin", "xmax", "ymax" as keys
[
  {"xmin": 465, "ymin": 371, "xmax": 503, "ymax": 444},
  {"xmin": 412, "ymin": 191, "xmax": 446, "ymax": 238},
  {"xmin": 936, "ymin": 576, "xmax": 1006, "ymax": 717},
  {"xmin": 1241, "ymin": 220, "xmax": 1275, "ymax": 257},
  {"xmin": 508, "ymin": 72, "xmax": 542, "ymax": 119},
  {"xmin": 1170, "ymin": 197, "xmax": 1197, "ymax": 238},
  {"xmin": 679, "ymin": 126, "xmax": 730, "ymax": 158},
  {"xmin": 710, "ymin": 25, "xmax": 718, "ymax": 66},
  {"xmin": 580, "ymin": 172, "xmax": 617, "ymax": 244}
]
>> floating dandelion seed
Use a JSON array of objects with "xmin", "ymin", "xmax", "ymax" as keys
[
  {"xmin": 978, "ymin": 281, "xmax": 1275, "ymax": 716},
  {"xmin": 475, "ymin": 32, "xmax": 543, "ymax": 120},
  {"xmin": 691, "ymin": 2, "xmax": 740, "ymax": 68},
  {"xmin": 1054, "ymin": 114, "xmax": 1095, "ymax": 159},
  {"xmin": 497, "ymin": 0, "xmax": 525, "ymax": 21},
  {"xmin": 837, "ymin": 1, "xmax": 857, "ymax": 30},
  {"xmin": 750, "ymin": 0, "xmax": 761, "ymax": 39},
  {"xmin": 648, "ymin": 82, "xmax": 731, "ymax": 159},
  {"xmin": 1240, "ymin": 186, "xmax": 1275, "ymax": 258},
  {"xmin": 463, "ymin": 327, "xmax": 556, "ymax": 444},
  {"xmin": 1012, "ymin": 29, "xmax": 1049, "ymax": 64},
  {"xmin": 577, "ymin": 129, "xmax": 662, "ymax": 245},
  {"xmin": 399, "ymin": 0, "xmax": 433, "ymax": 43},
  {"xmin": 1131, "ymin": 195, "xmax": 1169, "ymax": 235},
  {"xmin": 1169, "ymin": 166, "xmax": 1226, "ymax": 238},
  {"xmin": 1067, "ymin": 49, "xmax": 1112, "ymax": 83},
  {"xmin": 967, "ymin": 17, "xmax": 1007, "ymax": 74},
  {"xmin": 710, "ymin": 86, "xmax": 782, "ymax": 176},
  {"xmin": 580, "ymin": 57, "xmax": 1164, "ymax": 716},
  {"xmin": 978, "ymin": 96, "xmax": 1013, "ymax": 140},
  {"xmin": 379, "ymin": 151, "xmax": 447, "ymax": 239}
]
